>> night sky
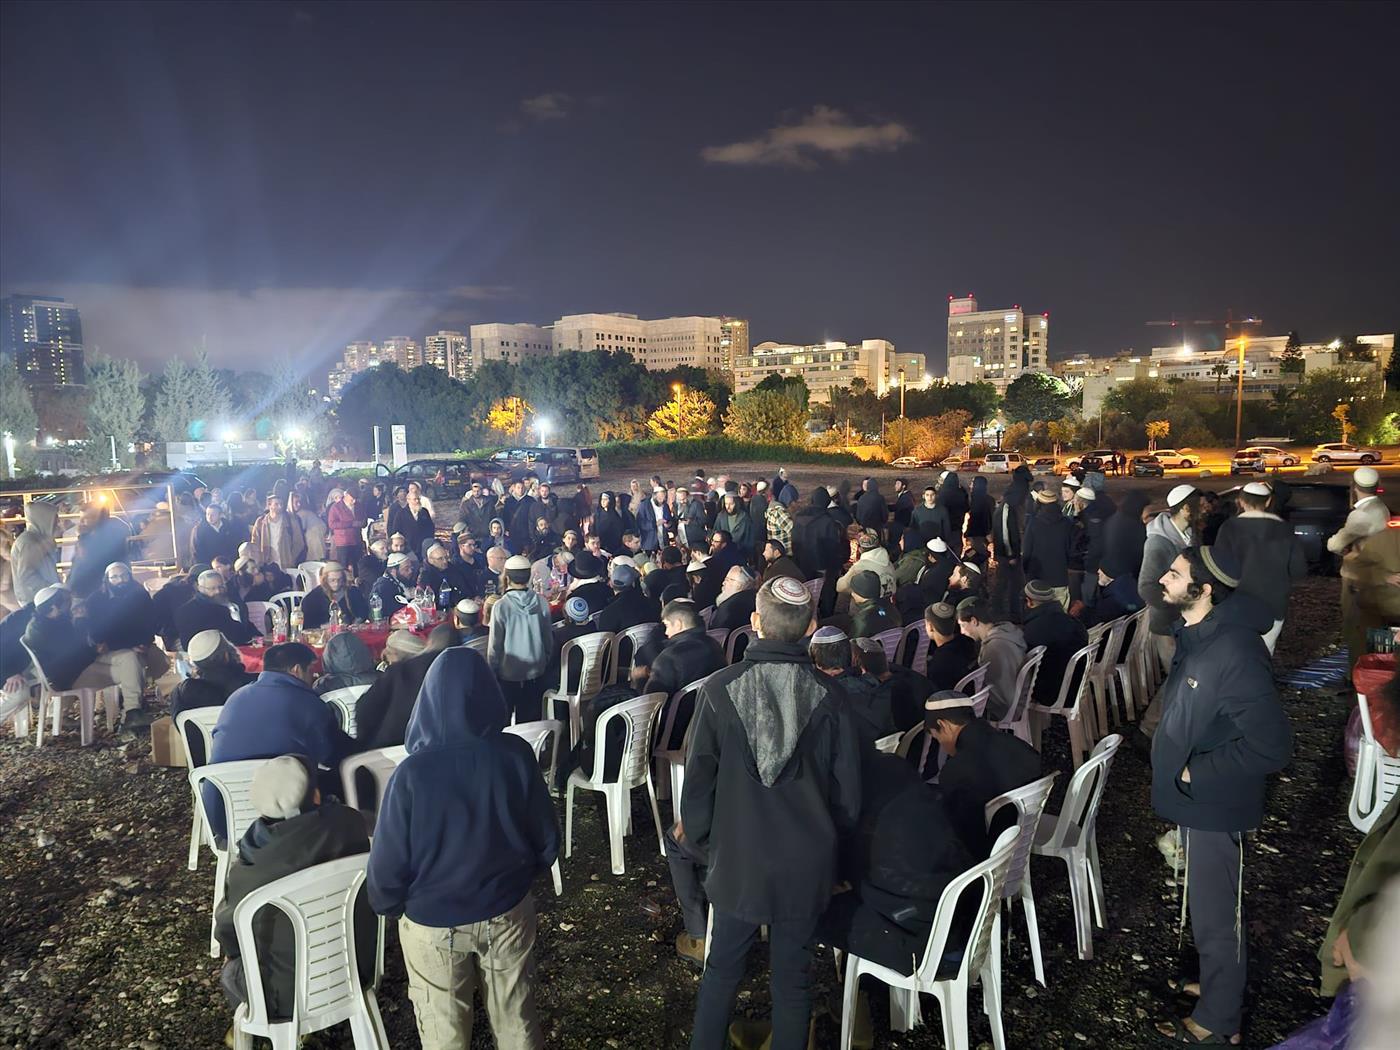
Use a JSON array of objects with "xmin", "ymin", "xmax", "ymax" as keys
[{"xmin": 2, "ymin": 1, "xmax": 1397, "ymax": 381}]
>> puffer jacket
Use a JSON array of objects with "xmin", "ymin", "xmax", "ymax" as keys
[
  {"xmin": 1150, "ymin": 598, "xmax": 1292, "ymax": 833},
  {"xmin": 486, "ymin": 586, "xmax": 552, "ymax": 683},
  {"xmin": 11, "ymin": 503, "xmax": 60, "ymax": 605}
]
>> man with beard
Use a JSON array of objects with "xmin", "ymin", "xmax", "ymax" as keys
[
  {"xmin": 69, "ymin": 503, "xmax": 133, "ymax": 598},
  {"xmin": 299, "ymin": 561, "xmax": 370, "ymax": 628},
  {"xmin": 176, "ymin": 570, "xmax": 260, "ymax": 651},
  {"xmin": 24, "ymin": 584, "xmax": 148, "ymax": 727},
  {"xmin": 80, "ymin": 561, "xmax": 170, "ymax": 701}
]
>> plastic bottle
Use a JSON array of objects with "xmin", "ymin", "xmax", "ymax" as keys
[
  {"xmin": 289, "ymin": 604, "xmax": 303, "ymax": 641},
  {"xmin": 271, "ymin": 604, "xmax": 287, "ymax": 643},
  {"xmin": 369, "ymin": 592, "xmax": 383, "ymax": 624},
  {"xmin": 328, "ymin": 602, "xmax": 343, "ymax": 634},
  {"xmin": 437, "ymin": 583, "xmax": 451, "ymax": 611}
]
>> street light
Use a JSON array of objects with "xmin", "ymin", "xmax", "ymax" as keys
[
  {"xmin": 536, "ymin": 417, "xmax": 552, "ymax": 447},
  {"xmin": 221, "ymin": 428, "xmax": 239, "ymax": 467},
  {"xmin": 898, "ymin": 368, "xmax": 906, "ymax": 418}
]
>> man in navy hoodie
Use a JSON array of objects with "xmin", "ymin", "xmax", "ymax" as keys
[
  {"xmin": 368, "ymin": 647, "xmax": 559, "ymax": 1050},
  {"xmin": 1151, "ymin": 546, "xmax": 1292, "ymax": 1046}
]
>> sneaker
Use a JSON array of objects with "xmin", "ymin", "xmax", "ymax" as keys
[{"xmin": 675, "ymin": 931, "xmax": 705, "ymax": 968}]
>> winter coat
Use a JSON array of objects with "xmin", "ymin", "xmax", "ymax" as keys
[
  {"xmin": 912, "ymin": 503, "xmax": 952, "ymax": 548},
  {"xmin": 792, "ymin": 491, "xmax": 846, "ymax": 580},
  {"xmin": 326, "ymin": 500, "xmax": 361, "ymax": 549},
  {"xmin": 1139, "ymin": 511, "xmax": 1192, "ymax": 636},
  {"xmin": 214, "ymin": 804, "xmax": 372, "ymax": 1021},
  {"xmin": 368, "ymin": 648, "xmax": 559, "ymax": 926},
  {"xmin": 354, "ymin": 648, "xmax": 442, "ymax": 749},
  {"xmin": 837, "ymin": 548, "xmax": 896, "ymax": 598},
  {"xmin": 636, "ymin": 498, "xmax": 672, "ymax": 551},
  {"xmin": 850, "ymin": 597, "xmax": 900, "ymax": 640},
  {"xmin": 681, "ymin": 639, "xmax": 863, "ymax": 923},
  {"xmin": 710, "ymin": 588, "xmax": 758, "ymax": 632},
  {"xmin": 1150, "ymin": 598, "xmax": 1292, "ymax": 833},
  {"xmin": 10, "ymin": 503, "xmax": 60, "ymax": 605},
  {"xmin": 749, "ymin": 492, "xmax": 770, "ymax": 550},
  {"xmin": 977, "ymin": 621, "xmax": 1027, "ymax": 721},
  {"xmin": 596, "ymin": 584, "xmax": 660, "ymax": 636},
  {"xmin": 175, "ymin": 594, "xmax": 259, "ymax": 651},
  {"xmin": 940, "ymin": 718, "xmax": 1043, "ymax": 857},
  {"xmin": 594, "ymin": 500, "xmax": 625, "ymax": 553},
  {"xmin": 297, "ymin": 509, "xmax": 328, "ymax": 561},
  {"xmin": 205, "ymin": 671, "xmax": 356, "ymax": 841},
  {"xmin": 855, "ymin": 485, "xmax": 887, "ymax": 534},
  {"xmin": 643, "ymin": 626, "xmax": 727, "ymax": 708},
  {"xmin": 761, "ymin": 555, "xmax": 805, "ymax": 586},
  {"xmin": 715, "ymin": 505, "xmax": 754, "ymax": 556},
  {"xmin": 966, "ymin": 479, "xmax": 993, "ymax": 539},
  {"xmin": 1021, "ymin": 601, "xmax": 1089, "ymax": 705},
  {"xmin": 1021, "ymin": 506, "xmax": 1074, "ymax": 587},
  {"xmin": 833, "ymin": 672, "xmax": 896, "ymax": 746},
  {"xmin": 192, "ymin": 520, "xmax": 242, "ymax": 567},
  {"xmin": 486, "ymin": 586, "xmax": 552, "ymax": 683},
  {"xmin": 1100, "ymin": 492, "xmax": 1149, "ymax": 580},
  {"xmin": 249, "ymin": 512, "xmax": 306, "ymax": 571},
  {"xmin": 680, "ymin": 497, "xmax": 708, "ymax": 549},
  {"xmin": 312, "ymin": 632, "xmax": 380, "ymax": 695},
  {"xmin": 300, "ymin": 586, "xmax": 369, "ymax": 629},
  {"xmin": 22, "ymin": 608, "xmax": 97, "ymax": 690},
  {"xmin": 891, "ymin": 490, "xmax": 915, "ymax": 532},
  {"xmin": 1212, "ymin": 511, "xmax": 1307, "ymax": 622},
  {"xmin": 991, "ymin": 500, "xmax": 1023, "ymax": 562},
  {"xmin": 924, "ymin": 633, "xmax": 979, "ymax": 691},
  {"xmin": 70, "ymin": 517, "xmax": 132, "ymax": 597},
  {"xmin": 82, "ymin": 581, "xmax": 157, "ymax": 651},
  {"xmin": 1318, "ymin": 793, "xmax": 1400, "ymax": 995},
  {"xmin": 168, "ymin": 662, "xmax": 256, "ymax": 735},
  {"xmin": 938, "ymin": 476, "xmax": 969, "ymax": 544},
  {"xmin": 387, "ymin": 504, "xmax": 434, "ymax": 557}
]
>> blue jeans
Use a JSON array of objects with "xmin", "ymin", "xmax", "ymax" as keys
[{"xmin": 690, "ymin": 910, "xmax": 817, "ymax": 1050}]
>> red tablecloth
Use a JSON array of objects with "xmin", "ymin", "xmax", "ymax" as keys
[{"xmin": 238, "ymin": 623, "xmax": 429, "ymax": 673}]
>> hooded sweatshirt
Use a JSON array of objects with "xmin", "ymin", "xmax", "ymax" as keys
[
  {"xmin": 486, "ymin": 586, "xmax": 552, "ymax": 683},
  {"xmin": 11, "ymin": 503, "xmax": 60, "ymax": 606},
  {"xmin": 792, "ymin": 489, "xmax": 846, "ymax": 580},
  {"xmin": 1139, "ymin": 510, "xmax": 1192, "ymax": 635},
  {"xmin": 313, "ymin": 632, "xmax": 381, "ymax": 695},
  {"xmin": 1100, "ymin": 492, "xmax": 1149, "ymax": 580},
  {"xmin": 1212, "ymin": 510, "xmax": 1307, "ymax": 622},
  {"xmin": 367, "ymin": 648, "xmax": 559, "ymax": 926},
  {"xmin": 978, "ymin": 621, "xmax": 1027, "ymax": 721}
]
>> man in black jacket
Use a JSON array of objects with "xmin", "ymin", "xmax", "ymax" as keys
[
  {"xmin": 854, "ymin": 477, "xmax": 887, "ymax": 538},
  {"xmin": 1021, "ymin": 487, "xmax": 1075, "ymax": 611},
  {"xmin": 176, "ymin": 570, "xmax": 259, "ymax": 651},
  {"xmin": 923, "ymin": 601, "xmax": 978, "ymax": 691},
  {"xmin": 214, "ymin": 755, "xmax": 373, "ymax": 1025},
  {"xmin": 596, "ymin": 561, "xmax": 659, "ymax": 635},
  {"xmin": 23, "ymin": 583, "xmax": 148, "ymax": 722},
  {"xmin": 709, "ymin": 565, "xmax": 758, "ymax": 631},
  {"xmin": 683, "ymin": 576, "xmax": 862, "ymax": 1050},
  {"xmin": 644, "ymin": 546, "xmax": 688, "ymax": 601},
  {"xmin": 1210, "ymin": 481, "xmax": 1306, "ymax": 653},
  {"xmin": 192, "ymin": 502, "xmax": 241, "ymax": 567},
  {"xmin": 449, "ymin": 531, "xmax": 489, "ymax": 599},
  {"xmin": 80, "ymin": 561, "xmax": 169, "ymax": 689},
  {"xmin": 169, "ymin": 630, "xmax": 257, "ymax": 740},
  {"xmin": 1020, "ymin": 579, "xmax": 1089, "ymax": 705},
  {"xmin": 354, "ymin": 626, "xmax": 456, "ymax": 750},
  {"xmin": 566, "ymin": 549, "xmax": 613, "ymax": 614},
  {"xmin": 1150, "ymin": 546, "xmax": 1292, "ymax": 1046},
  {"xmin": 923, "ymin": 691, "xmax": 1042, "ymax": 856},
  {"xmin": 791, "ymin": 489, "xmax": 845, "ymax": 588}
]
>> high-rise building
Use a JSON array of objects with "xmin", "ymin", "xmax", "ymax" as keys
[
  {"xmin": 380, "ymin": 336, "xmax": 422, "ymax": 370},
  {"xmin": 944, "ymin": 295, "xmax": 1049, "ymax": 390},
  {"xmin": 733, "ymin": 339, "xmax": 924, "ymax": 402},
  {"xmin": 468, "ymin": 322, "xmax": 554, "ymax": 366},
  {"xmin": 548, "ymin": 312, "xmax": 728, "ymax": 370},
  {"xmin": 423, "ymin": 330, "xmax": 469, "ymax": 378},
  {"xmin": 720, "ymin": 316, "xmax": 749, "ymax": 370},
  {"xmin": 0, "ymin": 294, "xmax": 86, "ymax": 386}
]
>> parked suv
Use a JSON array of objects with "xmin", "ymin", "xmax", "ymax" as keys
[
  {"xmin": 1311, "ymin": 442, "xmax": 1383, "ymax": 465},
  {"xmin": 979, "ymin": 452, "xmax": 1025, "ymax": 473}
]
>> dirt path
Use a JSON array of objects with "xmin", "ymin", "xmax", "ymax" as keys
[{"xmin": 0, "ymin": 578, "xmax": 1353, "ymax": 1049}]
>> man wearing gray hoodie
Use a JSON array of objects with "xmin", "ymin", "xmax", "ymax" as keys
[
  {"xmin": 487, "ymin": 554, "xmax": 554, "ymax": 725},
  {"xmin": 11, "ymin": 502, "xmax": 61, "ymax": 607},
  {"xmin": 955, "ymin": 597, "xmax": 1027, "ymax": 721},
  {"xmin": 1138, "ymin": 485, "xmax": 1199, "ymax": 735}
]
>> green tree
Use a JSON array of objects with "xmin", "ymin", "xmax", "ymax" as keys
[
  {"xmin": 82, "ymin": 355, "xmax": 146, "ymax": 470},
  {"xmin": 0, "ymin": 358, "xmax": 39, "ymax": 472},
  {"xmin": 1209, "ymin": 362, "xmax": 1230, "ymax": 393},
  {"xmin": 334, "ymin": 364, "xmax": 477, "ymax": 454},
  {"xmin": 1001, "ymin": 372, "xmax": 1071, "ymax": 424},
  {"xmin": 647, "ymin": 388, "xmax": 717, "ymax": 439},
  {"xmin": 186, "ymin": 350, "xmax": 232, "ymax": 440},
  {"xmin": 754, "ymin": 373, "xmax": 810, "ymax": 409},
  {"xmin": 152, "ymin": 359, "xmax": 196, "ymax": 443},
  {"xmin": 1280, "ymin": 331, "xmax": 1305, "ymax": 376},
  {"xmin": 1102, "ymin": 377, "xmax": 1172, "ymax": 422},
  {"xmin": 723, "ymin": 389, "xmax": 809, "ymax": 444},
  {"xmin": 1285, "ymin": 367, "xmax": 1390, "ymax": 444}
]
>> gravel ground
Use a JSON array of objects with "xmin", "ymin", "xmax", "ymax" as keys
[{"xmin": 0, "ymin": 500, "xmax": 1360, "ymax": 1049}]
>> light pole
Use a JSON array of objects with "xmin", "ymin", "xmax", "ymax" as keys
[
  {"xmin": 221, "ymin": 428, "xmax": 238, "ymax": 467},
  {"xmin": 898, "ymin": 368, "xmax": 906, "ymax": 418},
  {"xmin": 536, "ymin": 416, "xmax": 552, "ymax": 447},
  {"xmin": 2, "ymin": 431, "xmax": 15, "ymax": 480},
  {"xmin": 1234, "ymin": 334, "xmax": 1247, "ymax": 450}
]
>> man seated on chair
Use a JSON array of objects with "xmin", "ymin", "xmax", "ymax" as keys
[
  {"xmin": 923, "ymin": 691, "xmax": 1042, "ymax": 858},
  {"xmin": 827, "ymin": 570, "xmax": 899, "ymax": 641},
  {"xmin": 708, "ymin": 565, "xmax": 758, "ymax": 632},
  {"xmin": 546, "ymin": 596, "xmax": 600, "ymax": 690},
  {"xmin": 1020, "ymin": 578, "xmax": 1089, "ymax": 705},
  {"xmin": 370, "ymin": 552, "xmax": 419, "ymax": 617},
  {"xmin": 564, "ymin": 549, "xmax": 612, "ymax": 614},
  {"xmin": 643, "ymin": 545, "xmax": 687, "ymax": 601},
  {"xmin": 816, "ymin": 750, "xmax": 974, "ymax": 991},
  {"xmin": 80, "ymin": 561, "xmax": 170, "ymax": 710},
  {"xmin": 640, "ymin": 599, "xmax": 725, "ymax": 703},
  {"xmin": 596, "ymin": 559, "xmax": 659, "ymax": 635},
  {"xmin": 205, "ymin": 643, "xmax": 356, "ymax": 844},
  {"xmin": 453, "ymin": 598, "xmax": 488, "ymax": 641},
  {"xmin": 299, "ymin": 561, "xmax": 369, "ymax": 629},
  {"xmin": 369, "ymin": 647, "xmax": 558, "ymax": 1050},
  {"xmin": 22, "ymin": 583, "xmax": 149, "ymax": 729},
  {"xmin": 954, "ymin": 597, "xmax": 1026, "ymax": 722},
  {"xmin": 214, "ymin": 754, "xmax": 373, "ymax": 1031},
  {"xmin": 852, "ymin": 634, "xmax": 933, "ymax": 733},
  {"xmin": 175, "ymin": 569, "xmax": 259, "ymax": 652},
  {"xmin": 354, "ymin": 626, "xmax": 456, "ymax": 750},
  {"xmin": 168, "ymin": 630, "xmax": 256, "ymax": 739},
  {"xmin": 810, "ymin": 627, "xmax": 895, "ymax": 748},
  {"xmin": 922, "ymin": 601, "xmax": 979, "ymax": 693}
]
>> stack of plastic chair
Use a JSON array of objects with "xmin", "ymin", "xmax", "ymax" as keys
[{"xmin": 1031, "ymin": 735, "xmax": 1122, "ymax": 959}]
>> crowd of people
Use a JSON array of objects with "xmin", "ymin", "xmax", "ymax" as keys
[{"xmin": 2, "ymin": 457, "xmax": 1398, "ymax": 1050}]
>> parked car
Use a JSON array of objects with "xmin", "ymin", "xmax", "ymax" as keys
[
  {"xmin": 1231, "ymin": 446, "xmax": 1300, "ymax": 474},
  {"xmin": 1276, "ymin": 482, "xmax": 1355, "ymax": 571},
  {"xmin": 1131, "ymin": 454, "xmax": 1165, "ymax": 478},
  {"xmin": 1030, "ymin": 457, "xmax": 1059, "ymax": 475},
  {"xmin": 940, "ymin": 453, "xmax": 969, "ymax": 470},
  {"xmin": 488, "ymin": 446, "xmax": 599, "ymax": 484},
  {"xmin": 941, "ymin": 458, "xmax": 982, "ymax": 474},
  {"xmin": 979, "ymin": 451, "xmax": 1025, "ymax": 474},
  {"xmin": 890, "ymin": 455, "xmax": 933, "ymax": 469},
  {"xmin": 1151, "ymin": 448, "xmax": 1200, "ymax": 469},
  {"xmin": 1311, "ymin": 442, "xmax": 1383, "ymax": 465},
  {"xmin": 375, "ymin": 457, "xmax": 496, "ymax": 500},
  {"xmin": 1066, "ymin": 448, "xmax": 1118, "ymax": 472}
]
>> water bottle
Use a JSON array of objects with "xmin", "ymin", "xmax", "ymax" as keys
[
  {"xmin": 271, "ymin": 604, "xmax": 287, "ymax": 643},
  {"xmin": 328, "ymin": 602, "xmax": 343, "ymax": 634},
  {"xmin": 289, "ymin": 604, "xmax": 303, "ymax": 641},
  {"xmin": 369, "ymin": 592, "xmax": 383, "ymax": 624},
  {"xmin": 438, "ymin": 584, "xmax": 451, "ymax": 611}
]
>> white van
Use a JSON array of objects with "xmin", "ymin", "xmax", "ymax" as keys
[{"xmin": 979, "ymin": 452, "xmax": 1025, "ymax": 473}]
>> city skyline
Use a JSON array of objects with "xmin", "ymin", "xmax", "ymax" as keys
[{"xmin": 2, "ymin": 3, "xmax": 1397, "ymax": 379}]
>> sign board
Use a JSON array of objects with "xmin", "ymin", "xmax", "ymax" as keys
[{"xmin": 390, "ymin": 425, "xmax": 408, "ymax": 468}]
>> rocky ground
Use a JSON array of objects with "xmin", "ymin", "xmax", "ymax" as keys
[{"xmin": 0, "ymin": 573, "xmax": 1357, "ymax": 1050}]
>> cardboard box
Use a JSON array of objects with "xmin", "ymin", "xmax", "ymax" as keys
[{"xmin": 149, "ymin": 716, "xmax": 187, "ymax": 768}]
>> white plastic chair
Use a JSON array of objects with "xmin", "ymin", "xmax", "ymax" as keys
[
  {"xmin": 176, "ymin": 707, "xmax": 224, "ymax": 870},
  {"xmin": 984, "ymin": 772, "xmax": 1057, "ymax": 987},
  {"xmin": 323, "ymin": 684, "xmax": 372, "ymax": 737},
  {"xmin": 505, "ymin": 719, "xmax": 566, "ymax": 895},
  {"xmin": 267, "ymin": 590, "xmax": 307, "ymax": 623},
  {"xmin": 874, "ymin": 732, "xmax": 903, "ymax": 754},
  {"xmin": 229, "ymin": 854, "xmax": 389, "ymax": 1050},
  {"xmin": 992, "ymin": 645, "xmax": 1045, "ymax": 745},
  {"xmin": 295, "ymin": 560, "xmax": 326, "ymax": 594},
  {"xmin": 725, "ymin": 624, "xmax": 756, "ymax": 664},
  {"xmin": 1350, "ymin": 693, "xmax": 1400, "ymax": 833},
  {"xmin": 607, "ymin": 622, "xmax": 662, "ymax": 684},
  {"xmin": 543, "ymin": 631, "xmax": 614, "ymax": 745},
  {"xmin": 243, "ymin": 600, "xmax": 272, "ymax": 637},
  {"xmin": 1029, "ymin": 641, "xmax": 1098, "ymax": 767},
  {"xmin": 20, "ymin": 638, "xmax": 117, "ymax": 747},
  {"xmin": 870, "ymin": 627, "xmax": 903, "ymax": 663},
  {"xmin": 895, "ymin": 620, "xmax": 931, "ymax": 671},
  {"xmin": 338, "ymin": 746, "xmax": 408, "ymax": 814},
  {"xmin": 1031, "ymin": 734, "xmax": 1122, "ymax": 960},
  {"xmin": 653, "ymin": 676, "xmax": 713, "ymax": 819},
  {"xmin": 564, "ymin": 691, "xmax": 666, "ymax": 875},
  {"xmin": 191, "ymin": 759, "xmax": 272, "ymax": 958},
  {"xmin": 836, "ymin": 827, "xmax": 1020, "ymax": 1050},
  {"xmin": 908, "ymin": 686, "xmax": 994, "ymax": 782},
  {"xmin": 953, "ymin": 664, "xmax": 988, "ymax": 695}
]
